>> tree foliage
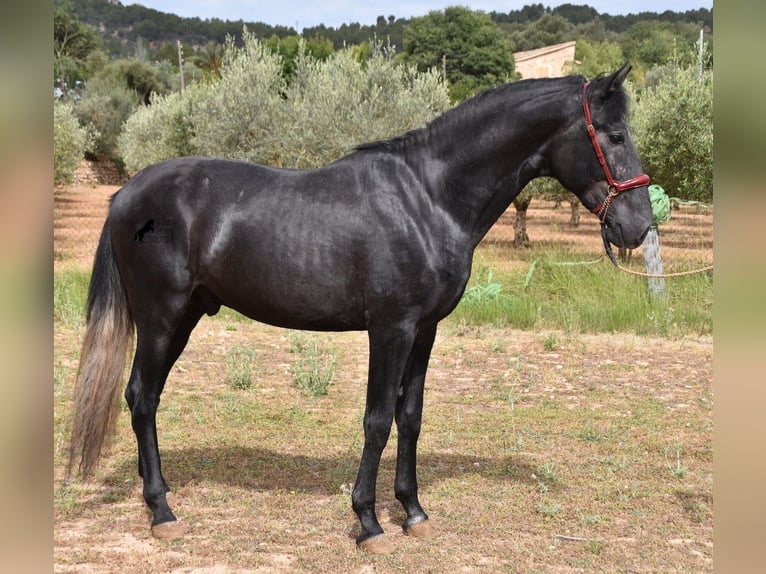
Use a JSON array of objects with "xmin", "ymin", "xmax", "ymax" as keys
[
  {"xmin": 402, "ymin": 7, "xmax": 515, "ymax": 101},
  {"xmin": 54, "ymin": 102, "xmax": 97, "ymax": 185},
  {"xmin": 118, "ymin": 32, "xmax": 450, "ymax": 173},
  {"xmin": 56, "ymin": 1, "xmax": 714, "ymax": 199},
  {"xmin": 54, "ymin": 1, "xmax": 102, "ymax": 87},
  {"xmin": 71, "ymin": 58, "xmax": 174, "ymax": 159},
  {"xmin": 619, "ymin": 20, "xmax": 704, "ymax": 81},
  {"xmin": 503, "ymin": 12, "xmax": 576, "ymax": 52},
  {"xmin": 566, "ymin": 38, "xmax": 625, "ymax": 79},
  {"xmin": 631, "ymin": 65, "xmax": 713, "ymax": 203},
  {"xmin": 280, "ymin": 41, "xmax": 450, "ymax": 167}
]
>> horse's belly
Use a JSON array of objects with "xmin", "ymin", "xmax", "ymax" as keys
[
  {"xmin": 203, "ymin": 266, "xmax": 367, "ymax": 332},
  {"xmin": 231, "ymin": 296, "xmax": 366, "ymax": 332}
]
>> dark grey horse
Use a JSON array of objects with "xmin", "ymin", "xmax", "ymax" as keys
[{"xmin": 69, "ymin": 65, "xmax": 651, "ymax": 553}]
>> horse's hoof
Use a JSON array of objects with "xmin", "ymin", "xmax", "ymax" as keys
[
  {"xmin": 357, "ymin": 534, "xmax": 396, "ymax": 554},
  {"xmin": 404, "ymin": 519, "xmax": 437, "ymax": 539},
  {"xmin": 151, "ymin": 520, "xmax": 185, "ymax": 540}
]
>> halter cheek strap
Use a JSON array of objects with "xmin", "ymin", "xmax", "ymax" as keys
[{"xmin": 582, "ymin": 82, "xmax": 650, "ymax": 222}]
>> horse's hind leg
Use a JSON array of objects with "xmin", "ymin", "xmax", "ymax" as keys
[
  {"xmin": 395, "ymin": 324, "xmax": 438, "ymax": 539},
  {"xmin": 126, "ymin": 304, "xmax": 203, "ymax": 539},
  {"xmin": 352, "ymin": 324, "xmax": 417, "ymax": 553}
]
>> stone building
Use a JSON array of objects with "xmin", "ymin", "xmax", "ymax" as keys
[{"xmin": 512, "ymin": 41, "xmax": 577, "ymax": 79}]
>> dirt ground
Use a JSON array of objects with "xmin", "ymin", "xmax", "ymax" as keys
[{"xmin": 54, "ymin": 184, "xmax": 713, "ymax": 573}]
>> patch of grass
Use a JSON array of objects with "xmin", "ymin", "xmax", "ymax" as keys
[
  {"xmin": 288, "ymin": 333, "xmax": 337, "ymax": 397},
  {"xmin": 524, "ymin": 249, "xmax": 701, "ymax": 335},
  {"xmin": 54, "ymin": 268, "xmax": 90, "ymax": 327},
  {"xmin": 447, "ymin": 247, "xmax": 712, "ymax": 337},
  {"xmin": 225, "ymin": 344, "xmax": 258, "ymax": 390},
  {"xmin": 217, "ymin": 306, "xmax": 251, "ymax": 323},
  {"xmin": 54, "ymin": 482, "xmax": 82, "ymax": 519},
  {"xmin": 451, "ymin": 266, "xmax": 537, "ymax": 328},
  {"xmin": 578, "ymin": 419, "xmax": 608, "ymax": 443}
]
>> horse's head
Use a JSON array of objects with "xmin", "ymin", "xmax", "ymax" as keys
[{"xmin": 548, "ymin": 64, "xmax": 652, "ymax": 250}]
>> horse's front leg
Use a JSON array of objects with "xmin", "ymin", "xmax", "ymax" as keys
[
  {"xmin": 352, "ymin": 324, "xmax": 416, "ymax": 554},
  {"xmin": 395, "ymin": 324, "xmax": 438, "ymax": 538}
]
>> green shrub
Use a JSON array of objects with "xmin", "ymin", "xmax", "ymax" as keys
[
  {"xmin": 278, "ymin": 40, "xmax": 449, "ymax": 167},
  {"xmin": 74, "ymin": 74, "xmax": 138, "ymax": 159},
  {"xmin": 288, "ymin": 334, "xmax": 337, "ymax": 397},
  {"xmin": 117, "ymin": 31, "xmax": 450, "ymax": 173},
  {"xmin": 190, "ymin": 30, "xmax": 287, "ymax": 165},
  {"xmin": 54, "ymin": 102, "xmax": 97, "ymax": 185},
  {"xmin": 631, "ymin": 65, "xmax": 713, "ymax": 203},
  {"xmin": 118, "ymin": 87, "xmax": 199, "ymax": 173},
  {"xmin": 225, "ymin": 345, "xmax": 258, "ymax": 390}
]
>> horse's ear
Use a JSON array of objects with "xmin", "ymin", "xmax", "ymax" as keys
[
  {"xmin": 607, "ymin": 63, "xmax": 632, "ymax": 93},
  {"xmin": 590, "ymin": 63, "xmax": 632, "ymax": 103}
]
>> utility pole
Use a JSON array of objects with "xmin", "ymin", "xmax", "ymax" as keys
[
  {"xmin": 177, "ymin": 40, "xmax": 185, "ymax": 93},
  {"xmin": 697, "ymin": 28, "xmax": 704, "ymax": 83}
]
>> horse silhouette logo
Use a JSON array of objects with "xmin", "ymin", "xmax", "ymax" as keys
[{"xmin": 133, "ymin": 219, "xmax": 155, "ymax": 242}]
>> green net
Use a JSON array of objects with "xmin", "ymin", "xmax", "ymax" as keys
[{"xmin": 649, "ymin": 184, "xmax": 670, "ymax": 226}]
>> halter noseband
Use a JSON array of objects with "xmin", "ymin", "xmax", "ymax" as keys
[{"xmin": 582, "ymin": 82, "xmax": 650, "ymax": 223}]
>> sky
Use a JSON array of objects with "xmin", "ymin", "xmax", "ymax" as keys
[{"xmin": 129, "ymin": 1, "xmax": 714, "ymax": 31}]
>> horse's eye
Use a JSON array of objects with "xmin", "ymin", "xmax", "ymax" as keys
[{"xmin": 609, "ymin": 132, "xmax": 625, "ymax": 144}]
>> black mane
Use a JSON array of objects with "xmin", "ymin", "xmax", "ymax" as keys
[{"xmin": 354, "ymin": 74, "xmax": 602, "ymax": 154}]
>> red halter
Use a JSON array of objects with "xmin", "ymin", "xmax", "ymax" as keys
[{"xmin": 583, "ymin": 82, "xmax": 650, "ymax": 222}]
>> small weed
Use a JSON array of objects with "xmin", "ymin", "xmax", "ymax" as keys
[
  {"xmin": 289, "ymin": 334, "xmax": 337, "ymax": 397},
  {"xmin": 488, "ymin": 339, "xmax": 507, "ymax": 353},
  {"xmin": 581, "ymin": 513, "xmax": 602, "ymax": 525},
  {"xmin": 54, "ymin": 357, "xmax": 72, "ymax": 400},
  {"xmin": 535, "ymin": 478, "xmax": 562, "ymax": 518},
  {"xmin": 537, "ymin": 499, "xmax": 562, "ymax": 518},
  {"xmin": 539, "ymin": 462, "xmax": 558, "ymax": 483},
  {"xmin": 225, "ymin": 344, "xmax": 258, "ymax": 390},
  {"xmin": 542, "ymin": 332, "xmax": 558, "ymax": 351},
  {"xmin": 666, "ymin": 441, "xmax": 688, "ymax": 479},
  {"xmin": 583, "ymin": 540, "xmax": 604, "ymax": 555},
  {"xmin": 578, "ymin": 419, "xmax": 607, "ymax": 443},
  {"xmin": 55, "ymin": 482, "xmax": 81, "ymax": 518}
]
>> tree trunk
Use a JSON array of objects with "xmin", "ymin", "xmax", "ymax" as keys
[
  {"xmin": 568, "ymin": 199, "xmax": 580, "ymax": 227},
  {"xmin": 513, "ymin": 209, "xmax": 529, "ymax": 247},
  {"xmin": 513, "ymin": 193, "xmax": 533, "ymax": 247}
]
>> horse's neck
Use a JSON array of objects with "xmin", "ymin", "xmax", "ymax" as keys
[{"xmin": 421, "ymin": 84, "xmax": 576, "ymax": 247}]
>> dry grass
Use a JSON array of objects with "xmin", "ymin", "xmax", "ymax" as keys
[{"xmin": 54, "ymin": 186, "xmax": 713, "ymax": 572}]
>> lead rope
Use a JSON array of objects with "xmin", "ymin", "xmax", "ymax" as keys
[{"xmin": 601, "ymin": 226, "xmax": 713, "ymax": 278}]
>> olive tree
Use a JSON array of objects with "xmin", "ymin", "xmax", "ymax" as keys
[
  {"xmin": 278, "ymin": 41, "xmax": 450, "ymax": 167},
  {"xmin": 119, "ymin": 31, "xmax": 451, "ymax": 173},
  {"xmin": 630, "ymin": 64, "xmax": 713, "ymax": 203},
  {"xmin": 54, "ymin": 102, "xmax": 97, "ymax": 185}
]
